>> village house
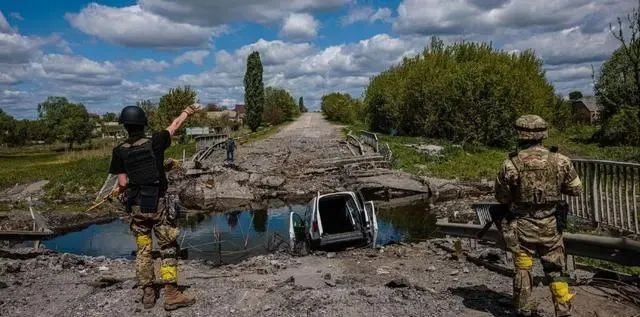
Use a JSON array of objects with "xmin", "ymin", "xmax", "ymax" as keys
[{"xmin": 572, "ymin": 96, "xmax": 603, "ymax": 124}]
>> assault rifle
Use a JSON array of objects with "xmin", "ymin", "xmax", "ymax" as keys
[{"xmin": 476, "ymin": 201, "xmax": 571, "ymax": 239}]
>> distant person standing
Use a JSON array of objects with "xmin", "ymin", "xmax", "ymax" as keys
[
  {"xmin": 226, "ymin": 137, "xmax": 236, "ymax": 162},
  {"xmin": 494, "ymin": 115, "xmax": 582, "ymax": 317},
  {"xmin": 109, "ymin": 103, "xmax": 201, "ymax": 311}
]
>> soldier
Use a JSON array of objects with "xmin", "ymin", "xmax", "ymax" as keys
[
  {"xmin": 494, "ymin": 115, "xmax": 583, "ymax": 317},
  {"xmin": 226, "ymin": 136, "xmax": 236, "ymax": 162},
  {"xmin": 109, "ymin": 103, "xmax": 201, "ymax": 310}
]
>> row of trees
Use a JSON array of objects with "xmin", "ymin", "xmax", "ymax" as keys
[
  {"xmin": 0, "ymin": 86, "xmax": 208, "ymax": 149},
  {"xmin": 0, "ymin": 97, "xmax": 94, "ymax": 149}
]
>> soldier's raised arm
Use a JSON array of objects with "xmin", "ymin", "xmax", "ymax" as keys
[{"xmin": 166, "ymin": 103, "xmax": 202, "ymax": 136}]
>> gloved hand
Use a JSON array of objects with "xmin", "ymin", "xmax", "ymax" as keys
[{"xmin": 183, "ymin": 103, "xmax": 203, "ymax": 116}]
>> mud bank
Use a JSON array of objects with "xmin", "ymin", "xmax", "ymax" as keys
[{"xmin": 1, "ymin": 240, "xmax": 638, "ymax": 317}]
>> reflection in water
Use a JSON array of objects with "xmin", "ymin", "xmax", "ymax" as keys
[
  {"xmin": 43, "ymin": 203, "xmax": 440, "ymax": 263},
  {"xmin": 252, "ymin": 209, "xmax": 268, "ymax": 233},
  {"xmin": 376, "ymin": 204, "xmax": 438, "ymax": 244}
]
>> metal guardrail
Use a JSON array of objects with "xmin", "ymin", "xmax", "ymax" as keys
[
  {"xmin": 360, "ymin": 130, "xmax": 379, "ymax": 153},
  {"xmin": 194, "ymin": 133, "xmax": 228, "ymax": 152},
  {"xmin": 346, "ymin": 134, "xmax": 364, "ymax": 156},
  {"xmin": 436, "ymin": 220, "xmax": 640, "ymax": 267},
  {"xmin": 566, "ymin": 159, "xmax": 640, "ymax": 234},
  {"xmin": 192, "ymin": 140, "xmax": 227, "ymax": 162},
  {"xmin": 380, "ymin": 143, "xmax": 393, "ymax": 161}
]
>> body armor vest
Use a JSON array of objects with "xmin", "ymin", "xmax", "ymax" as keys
[
  {"xmin": 119, "ymin": 138, "xmax": 160, "ymax": 212},
  {"xmin": 510, "ymin": 148, "xmax": 562, "ymax": 206}
]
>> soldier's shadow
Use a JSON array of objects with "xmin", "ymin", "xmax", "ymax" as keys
[{"xmin": 449, "ymin": 285, "xmax": 513, "ymax": 317}]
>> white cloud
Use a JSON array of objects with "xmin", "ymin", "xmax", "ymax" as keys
[
  {"xmin": 174, "ymin": 50, "xmax": 210, "ymax": 65},
  {"xmin": 341, "ymin": 6, "xmax": 392, "ymax": 25},
  {"xmin": 393, "ymin": 0, "xmax": 633, "ymax": 35},
  {"xmin": 503, "ymin": 26, "xmax": 618, "ymax": 65},
  {"xmin": 66, "ymin": 3, "xmax": 220, "ymax": 48},
  {"xmin": 120, "ymin": 58, "xmax": 170, "ymax": 73},
  {"xmin": 40, "ymin": 54, "xmax": 122, "ymax": 86},
  {"xmin": 280, "ymin": 13, "xmax": 319, "ymax": 41},
  {"xmin": 139, "ymin": 0, "xmax": 351, "ymax": 26}
]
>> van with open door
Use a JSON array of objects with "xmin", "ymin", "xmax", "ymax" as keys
[{"xmin": 289, "ymin": 191, "xmax": 378, "ymax": 255}]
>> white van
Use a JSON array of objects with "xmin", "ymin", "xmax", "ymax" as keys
[{"xmin": 289, "ymin": 191, "xmax": 378, "ymax": 254}]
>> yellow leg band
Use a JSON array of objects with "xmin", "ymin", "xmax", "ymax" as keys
[
  {"xmin": 136, "ymin": 234, "xmax": 152, "ymax": 248},
  {"xmin": 514, "ymin": 252, "xmax": 533, "ymax": 270},
  {"xmin": 550, "ymin": 281, "xmax": 575, "ymax": 304},
  {"xmin": 160, "ymin": 264, "xmax": 178, "ymax": 283}
]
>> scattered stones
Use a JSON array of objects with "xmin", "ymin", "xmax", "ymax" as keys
[
  {"xmin": 450, "ymin": 270, "xmax": 459, "ymax": 276},
  {"xmin": 97, "ymin": 266, "xmax": 109, "ymax": 272},
  {"xmin": 463, "ymin": 267, "xmax": 469, "ymax": 274},
  {"xmin": 323, "ymin": 273, "xmax": 332, "ymax": 280},
  {"xmin": 326, "ymin": 252, "xmax": 336, "ymax": 259},
  {"xmin": 324, "ymin": 280, "xmax": 336, "ymax": 287},
  {"xmin": 427, "ymin": 265, "xmax": 436, "ymax": 272},
  {"xmin": 376, "ymin": 267, "xmax": 391, "ymax": 275},
  {"xmin": 386, "ymin": 277, "xmax": 411, "ymax": 288}
]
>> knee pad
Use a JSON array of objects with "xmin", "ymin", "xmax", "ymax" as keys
[
  {"xmin": 550, "ymin": 281, "xmax": 575, "ymax": 304},
  {"xmin": 136, "ymin": 234, "xmax": 152, "ymax": 249},
  {"xmin": 514, "ymin": 252, "xmax": 533, "ymax": 270},
  {"xmin": 160, "ymin": 263, "xmax": 178, "ymax": 283}
]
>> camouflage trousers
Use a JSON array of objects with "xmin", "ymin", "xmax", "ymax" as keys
[
  {"xmin": 129, "ymin": 200, "xmax": 180, "ymax": 287},
  {"xmin": 502, "ymin": 215, "xmax": 573, "ymax": 316}
]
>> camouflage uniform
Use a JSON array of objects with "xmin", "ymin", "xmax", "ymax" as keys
[
  {"xmin": 494, "ymin": 115, "xmax": 582, "ymax": 317},
  {"xmin": 129, "ymin": 198, "xmax": 181, "ymax": 287}
]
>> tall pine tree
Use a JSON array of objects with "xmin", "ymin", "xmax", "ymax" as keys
[
  {"xmin": 299, "ymin": 96, "xmax": 307, "ymax": 113},
  {"xmin": 244, "ymin": 51, "xmax": 264, "ymax": 132}
]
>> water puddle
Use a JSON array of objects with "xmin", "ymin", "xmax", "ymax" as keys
[{"xmin": 41, "ymin": 204, "xmax": 438, "ymax": 264}]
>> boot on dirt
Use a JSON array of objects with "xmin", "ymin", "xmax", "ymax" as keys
[
  {"xmin": 142, "ymin": 286, "xmax": 156, "ymax": 309},
  {"xmin": 163, "ymin": 283, "xmax": 196, "ymax": 311}
]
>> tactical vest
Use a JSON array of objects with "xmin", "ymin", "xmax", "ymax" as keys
[
  {"xmin": 119, "ymin": 138, "xmax": 160, "ymax": 212},
  {"xmin": 509, "ymin": 148, "xmax": 562, "ymax": 206}
]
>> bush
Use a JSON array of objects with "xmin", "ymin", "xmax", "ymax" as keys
[
  {"xmin": 263, "ymin": 87, "xmax": 299, "ymax": 125},
  {"xmin": 321, "ymin": 93, "xmax": 362, "ymax": 124},
  {"xmin": 363, "ymin": 38, "xmax": 556, "ymax": 147},
  {"xmin": 598, "ymin": 107, "xmax": 640, "ymax": 146}
]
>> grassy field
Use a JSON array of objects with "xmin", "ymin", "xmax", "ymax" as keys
[
  {"xmin": 0, "ymin": 121, "xmax": 287, "ymax": 202},
  {"xmin": 348, "ymin": 124, "xmax": 640, "ymax": 181},
  {"xmin": 0, "ymin": 140, "xmax": 196, "ymax": 201}
]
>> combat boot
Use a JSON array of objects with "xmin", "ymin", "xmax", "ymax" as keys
[
  {"xmin": 163, "ymin": 283, "xmax": 196, "ymax": 311},
  {"xmin": 142, "ymin": 286, "xmax": 156, "ymax": 309}
]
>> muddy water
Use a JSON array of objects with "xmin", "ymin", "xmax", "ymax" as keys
[{"xmin": 41, "ymin": 204, "xmax": 438, "ymax": 264}]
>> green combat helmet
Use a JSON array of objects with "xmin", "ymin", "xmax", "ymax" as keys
[{"xmin": 514, "ymin": 114, "xmax": 548, "ymax": 141}]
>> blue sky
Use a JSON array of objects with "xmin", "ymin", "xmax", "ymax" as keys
[{"xmin": 0, "ymin": 0, "xmax": 634, "ymax": 118}]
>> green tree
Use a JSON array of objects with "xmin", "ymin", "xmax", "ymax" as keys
[
  {"xmin": 594, "ymin": 2, "xmax": 640, "ymax": 145},
  {"xmin": 0, "ymin": 108, "xmax": 16, "ymax": 146},
  {"xmin": 263, "ymin": 87, "xmax": 299, "ymax": 125},
  {"xmin": 244, "ymin": 51, "xmax": 265, "ymax": 132},
  {"xmin": 363, "ymin": 39, "xmax": 555, "ymax": 147},
  {"xmin": 321, "ymin": 93, "xmax": 362, "ymax": 124},
  {"xmin": 137, "ymin": 99, "xmax": 162, "ymax": 131},
  {"xmin": 299, "ymin": 96, "xmax": 307, "ymax": 113},
  {"xmin": 569, "ymin": 91, "xmax": 583, "ymax": 100},
  {"xmin": 38, "ymin": 96, "xmax": 93, "ymax": 149},
  {"xmin": 158, "ymin": 86, "xmax": 197, "ymax": 133},
  {"xmin": 102, "ymin": 112, "xmax": 118, "ymax": 122}
]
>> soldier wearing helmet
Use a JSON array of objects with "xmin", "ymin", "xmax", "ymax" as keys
[
  {"xmin": 495, "ymin": 115, "xmax": 583, "ymax": 317},
  {"xmin": 109, "ymin": 103, "xmax": 201, "ymax": 311}
]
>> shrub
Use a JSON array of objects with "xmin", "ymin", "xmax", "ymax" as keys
[
  {"xmin": 363, "ymin": 39, "xmax": 556, "ymax": 148},
  {"xmin": 321, "ymin": 93, "xmax": 362, "ymax": 124}
]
